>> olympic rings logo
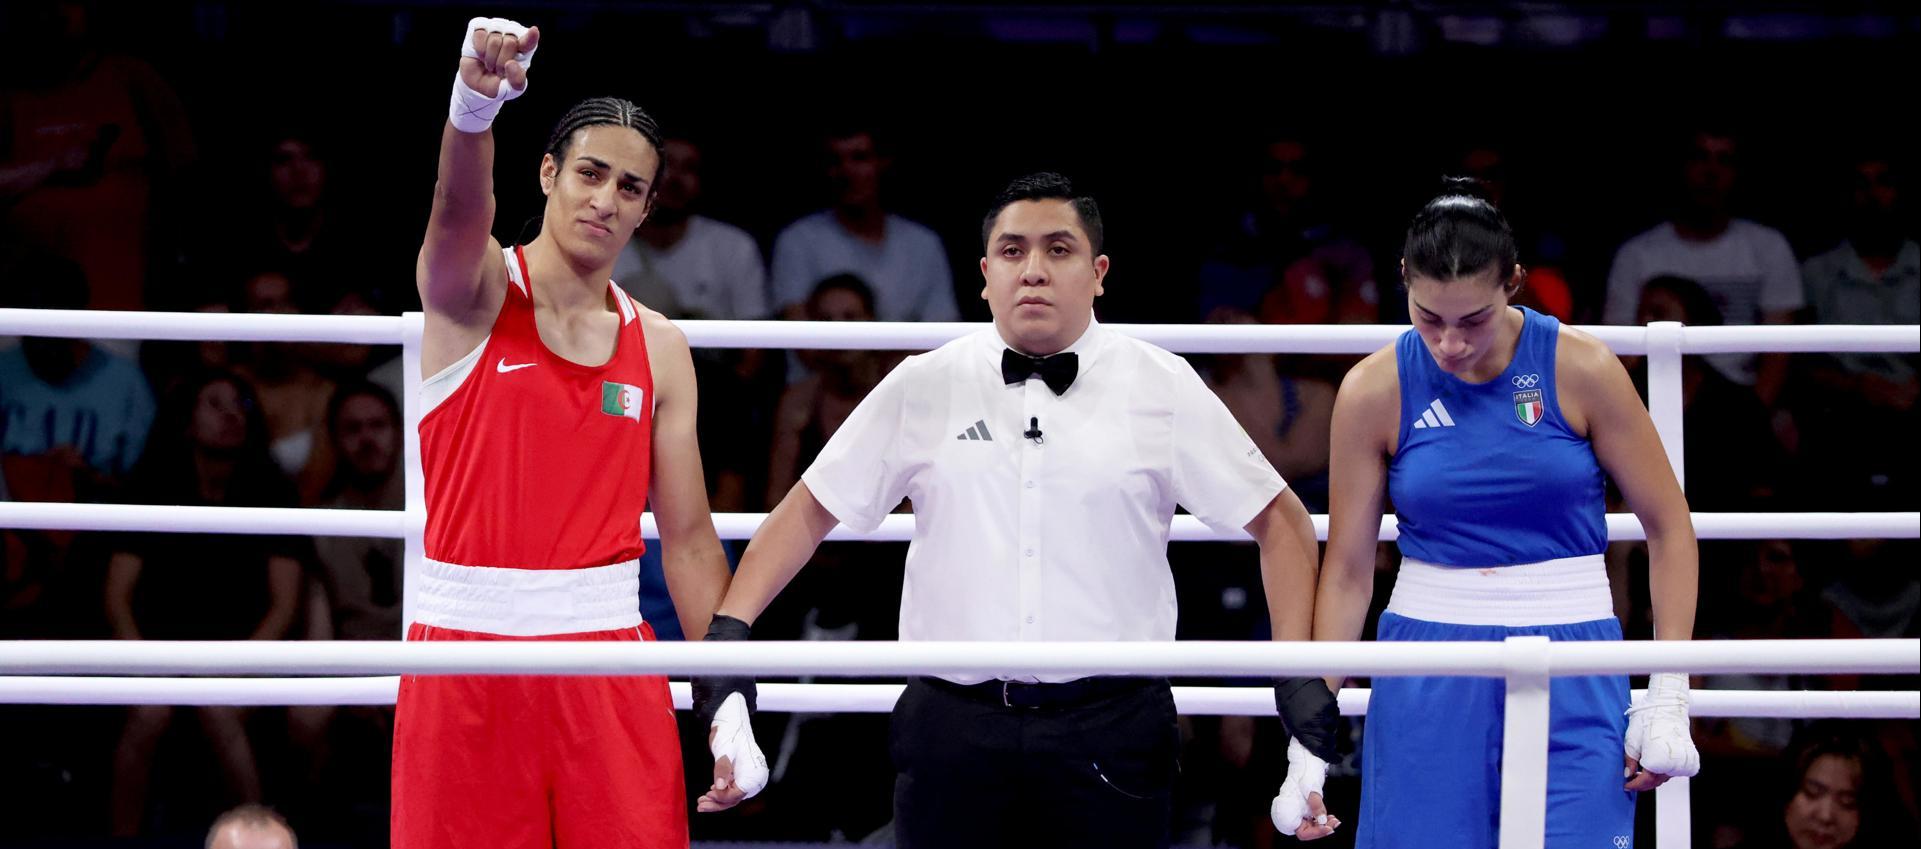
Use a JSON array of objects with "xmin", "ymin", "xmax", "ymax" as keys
[
  {"xmin": 1613, "ymin": 837, "xmax": 1632, "ymax": 849},
  {"xmin": 1512, "ymin": 374, "xmax": 1541, "ymax": 388}
]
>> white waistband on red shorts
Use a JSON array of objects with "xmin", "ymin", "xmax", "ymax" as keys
[
  {"xmin": 1385, "ymin": 554, "xmax": 1613, "ymax": 627},
  {"xmin": 414, "ymin": 557, "xmax": 643, "ymax": 636}
]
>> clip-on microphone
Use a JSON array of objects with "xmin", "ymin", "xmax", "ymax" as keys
[{"xmin": 1023, "ymin": 416, "xmax": 1044, "ymax": 444}]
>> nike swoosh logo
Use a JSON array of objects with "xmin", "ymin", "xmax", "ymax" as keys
[{"xmin": 496, "ymin": 358, "xmax": 535, "ymax": 373}]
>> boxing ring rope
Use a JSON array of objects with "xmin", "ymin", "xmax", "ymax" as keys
[
  {"xmin": 3, "ymin": 502, "xmax": 1915, "ymax": 542},
  {"xmin": 1, "ymin": 307, "xmax": 1917, "ymax": 849},
  {"xmin": 2, "ymin": 677, "xmax": 1913, "ymax": 719},
  {"xmin": 5, "ymin": 308, "xmax": 1916, "ymax": 352},
  {"xmin": 3, "ymin": 637, "xmax": 1915, "ymax": 678}
]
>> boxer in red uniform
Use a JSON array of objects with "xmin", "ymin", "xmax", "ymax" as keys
[{"xmin": 395, "ymin": 17, "xmax": 767, "ymax": 848}]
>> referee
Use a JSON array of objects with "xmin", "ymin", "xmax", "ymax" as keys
[{"xmin": 693, "ymin": 173, "xmax": 1336, "ymax": 848}]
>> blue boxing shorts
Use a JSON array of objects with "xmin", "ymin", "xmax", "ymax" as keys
[{"xmin": 1357, "ymin": 557, "xmax": 1636, "ymax": 849}]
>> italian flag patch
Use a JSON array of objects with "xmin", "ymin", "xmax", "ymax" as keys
[
  {"xmin": 1513, "ymin": 389, "xmax": 1543, "ymax": 427},
  {"xmin": 601, "ymin": 381, "xmax": 645, "ymax": 421}
]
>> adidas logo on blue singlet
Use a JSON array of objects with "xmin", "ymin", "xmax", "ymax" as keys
[{"xmin": 1411, "ymin": 399, "xmax": 1455, "ymax": 429}]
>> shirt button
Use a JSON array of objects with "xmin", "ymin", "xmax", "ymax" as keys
[
  {"xmin": 1024, "ymin": 481, "xmax": 1036, "ymax": 489},
  {"xmin": 1026, "ymin": 615, "xmax": 1036, "ymax": 624},
  {"xmin": 1024, "ymin": 548, "xmax": 1035, "ymax": 557}
]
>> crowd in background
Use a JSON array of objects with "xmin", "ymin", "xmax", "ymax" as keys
[{"xmin": 2, "ymin": 2, "xmax": 1915, "ymax": 847}]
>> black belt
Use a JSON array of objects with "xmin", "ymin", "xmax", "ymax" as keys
[{"xmin": 922, "ymin": 675, "xmax": 1161, "ymax": 710}]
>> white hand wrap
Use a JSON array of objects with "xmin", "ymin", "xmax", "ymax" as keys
[
  {"xmin": 448, "ymin": 17, "xmax": 537, "ymax": 133},
  {"xmin": 1625, "ymin": 672, "xmax": 1701, "ymax": 778},
  {"xmin": 1270, "ymin": 738, "xmax": 1331, "ymax": 836},
  {"xmin": 710, "ymin": 692, "xmax": 769, "ymax": 799}
]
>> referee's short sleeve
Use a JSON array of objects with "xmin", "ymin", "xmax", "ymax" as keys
[
  {"xmin": 1169, "ymin": 361, "xmax": 1287, "ymax": 535},
  {"xmin": 801, "ymin": 362, "xmax": 917, "ymax": 533}
]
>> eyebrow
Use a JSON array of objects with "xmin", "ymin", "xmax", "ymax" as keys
[
  {"xmin": 1411, "ymin": 299, "xmax": 1495, "ymax": 321},
  {"xmin": 995, "ymin": 230, "xmax": 1080, "ymax": 245},
  {"xmin": 576, "ymin": 156, "xmax": 646, "ymax": 186}
]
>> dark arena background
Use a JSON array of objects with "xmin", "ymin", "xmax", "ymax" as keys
[{"xmin": 1, "ymin": 2, "xmax": 1916, "ymax": 848}]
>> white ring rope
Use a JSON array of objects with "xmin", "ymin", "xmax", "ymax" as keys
[
  {"xmin": 0, "ymin": 677, "xmax": 1912, "ymax": 719},
  {"xmin": 2, "ymin": 309, "xmax": 1914, "ymax": 354},
  {"xmin": 3, "ymin": 639, "xmax": 1914, "ymax": 679},
  {"xmin": 0, "ymin": 308, "xmax": 409, "ymax": 344},
  {"xmin": 0, "ymin": 502, "xmax": 410, "ymax": 537},
  {"xmin": 2, "ymin": 502, "xmax": 1913, "ymax": 542},
  {"xmin": 4, "ymin": 308, "xmax": 1911, "ymax": 849}
]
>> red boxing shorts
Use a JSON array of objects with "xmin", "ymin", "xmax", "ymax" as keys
[{"xmin": 391, "ymin": 621, "xmax": 687, "ymax": 848}]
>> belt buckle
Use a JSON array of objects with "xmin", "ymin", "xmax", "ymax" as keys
[{"xmin": 1002, "ymin": 680, "xmax": 1014, "ymax": 708}]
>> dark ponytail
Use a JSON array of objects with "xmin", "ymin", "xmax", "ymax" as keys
[{"xmin": 1403, "ymin": 177, "xmax": 1519, "ymax": 287}]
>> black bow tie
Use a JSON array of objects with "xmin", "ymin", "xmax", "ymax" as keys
[{"xmin": 1002, "ymin": 349, "xmax": 1079, "ymax": 395}]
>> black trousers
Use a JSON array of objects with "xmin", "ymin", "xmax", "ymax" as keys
[{"xmin": 890, "ymin": 676, "xmax": 1179, "ymax": 849}]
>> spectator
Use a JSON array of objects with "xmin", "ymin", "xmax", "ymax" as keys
[
  {"xmin": 1628, "ymin": 275, "xmax": 1783, "ymax": 511},
  {"xmin": 765, "ymin": 274, "xmax": 894, "ymax": 504},
  {"xmin": 613, "ymin": 133, "xmax": 777, "ymax": 512},
  {"xmin": 1728, "ymin": 724, "xmax": 1910, "ymax": 849},
  {"xmin": 769, "ymin": 123, "xmax": 956, "ymax": 322},
  {"xmin": 1458, "ymin": 143, "xmax": 1579, "ymax": 322},
  {"xmin": 140, "ymin": 293, "xmax": 241, "ymax": 401},
  {"xmin": 614, "ymin": 135, "xmax": 769, "ymax": 321},
  {"xmin": 287, "ymin": 382, "xmax": 403, "ymax": 822},
  {"xmin": 0, "ymin": 249, "xmax": 156, "ymax": 498},
  {"xmin": 1, "ymin": 0, "xmax": 195, "ymax": 313},
  {"xmin": 1797, "ymin": 152, "xmax": 1917, "ymax": 508},
  {"xmin": 0, "ymin": 248, "xmax": 156, "ymax": 634},
  {"xmin": 104, "ymin": 370, "xmax": 303, "ymax": 836},
  {"xmin": 1603, "ymin": 126, "xmax": 1801, "ymax": 405},
  {"xmin": 1695, "ymin": 541, "xmax": 1829, "ymax": 766},
  {"xmin": 231, "ymin": 270, "xmax": 336, "ymax": 499},
  {"xmin": 305, "ymin": 382, "xmax": 402, "ymax": 639},
  {"xmin": 1195, "ymin": 131, "xmax": 1378, "ymax": 325},
  {"xmin": 1609, "ymin": 275, "xmax": 1784, "ymax": 630},
  {"xmin": 206, "ymin": 804, "xmax": 297, "ymax": 849},
  {"xmin": 195, "ymin": 127, "xmax": 351, "ymax": 312},
  {"xmin": 1199, "ymin": 312, "xmax": 1335, "ymax": 512}
]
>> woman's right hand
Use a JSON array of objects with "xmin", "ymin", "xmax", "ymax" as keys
[{"xmin": 458, "ymin": 20, "xmax": 539, "ymax": 98}]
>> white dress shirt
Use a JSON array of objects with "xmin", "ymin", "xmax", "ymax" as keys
[{"xmin": 801, "ymin": 321, "xmax": 1287, "ymax": 682}]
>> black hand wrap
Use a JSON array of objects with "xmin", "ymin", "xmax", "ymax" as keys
[
  {"xmin": 690, "ymin": 614, "xmax": 758, "ymax": 728},
  {"xmin": 1274, "ymin": 676, "xmax": 1341, "ymax": 762}
]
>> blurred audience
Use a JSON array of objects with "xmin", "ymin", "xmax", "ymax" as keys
[
  {"xmin": 104, "ymin": 370, "xmax": 303, "ymax": 836},
  {"xmin": 1796, "ymin": 151, "xmax": 1917, "ymax": 509},
  {"xmin": 1195, "ymin": 131, "xmax": 1379, "ymax": 325},
  {"xmin": 1, "ymin": 0, "xmax": 194, "ymax": 313},
  {"xmin": 1725, "ymin": 724, "xmax": 1911, "ymax": 849},
  {"xmin": 770, "ymin": 122, "xmax": 956, "ymax": 322},
  {"xmin": 616, "ymin": 134, "xmax": 769, "ymax": 322},
  {"xmin": 1604, "ymin": 126, "xmax": 1801, "ymax": 406},
  {"xmin": 765, "ymin": 274, "xmax": 895, "ymax": 504},
  {"xmin": 206, "ymin": 803, "xmax": 297, "ymax": 849},
  {"xmin": 0, "ymin": 13, "xmax": 1915, "ymax": 846}
]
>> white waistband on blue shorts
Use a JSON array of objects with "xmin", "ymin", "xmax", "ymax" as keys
[
  {"xmin": 1385, "ymin": 554, "xmax": 1613, "ymax": 627},
  {"xmin": 414, "ymin": 557, "xmax": 643, "ymax": 636}
]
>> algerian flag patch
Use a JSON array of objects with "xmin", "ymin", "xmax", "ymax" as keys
[{"xmin": 601, "ymin": 381, "xmax": 645, "ymax": 421}]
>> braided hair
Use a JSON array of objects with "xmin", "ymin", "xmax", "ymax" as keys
[{"xmin": 544, "ymin": 96, "xmax": 665, "ymax": 183}]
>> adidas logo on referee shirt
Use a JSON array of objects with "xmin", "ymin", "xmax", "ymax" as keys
[
  {"xmin": 1411, "ymin": 399, "xmax": 1456, "ymax": 429},
  {"xmin": 956, "ymin": 419, "xmax": 993, "ymax": 441}
]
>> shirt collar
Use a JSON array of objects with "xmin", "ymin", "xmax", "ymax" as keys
[
  {"xmin": 1895, "ymin": 241, "xmax": 1921, "ymax": 277},
  {"xmin": 1842, "ymin": 239, "xmax": 1921, "ymax": 283},
  {"xmin": 984, "ymin": 318, "xmax": 1109, "ymax": 374}
]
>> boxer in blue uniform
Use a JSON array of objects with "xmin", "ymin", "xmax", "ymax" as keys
[{"xmin": 1273, "ymin": 179, "xmax": 1702, "ymax": 847}]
